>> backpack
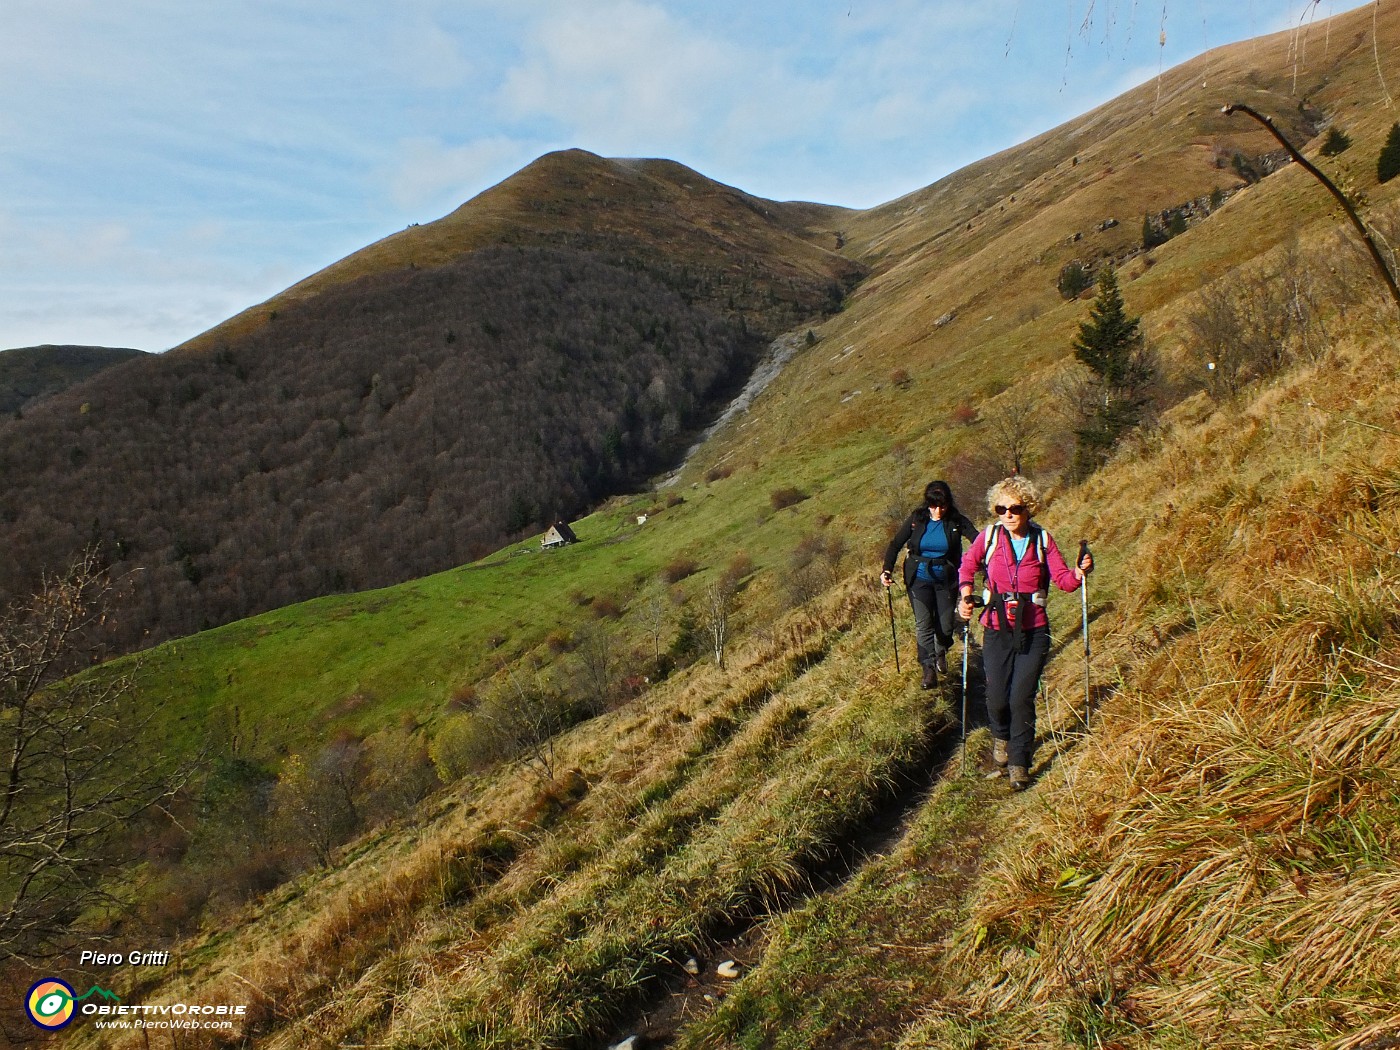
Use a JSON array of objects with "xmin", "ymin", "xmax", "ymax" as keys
[
  {"xmin": 982, "ymin": 522, "xmax": 1046, "ymax": 570},
  {"xmin": 980, "ymin": 523, "xmax": 1048, "ymax": 644}
]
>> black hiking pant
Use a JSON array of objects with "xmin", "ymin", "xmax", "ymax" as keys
[
  {"xmin": 982, "ymin": 625, "xmax": 1050, "ymax": 769},
  {"xmin": 908, "ymin": 577, "xmax": 957, "ymax": 668}
]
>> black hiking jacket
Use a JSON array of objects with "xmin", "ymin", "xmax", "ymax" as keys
[{"xmin": 883, "ymin": 507, "xmax": 980, "ymax": 589}]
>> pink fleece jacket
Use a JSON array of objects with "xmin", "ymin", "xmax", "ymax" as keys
[{"xmin": 958, "ymin": 524, "xmax": 1081, "ymax": 631}]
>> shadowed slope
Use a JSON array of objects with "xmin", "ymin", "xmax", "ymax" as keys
[
  {"xmin": 0, "ymin": 152, "xmax": 863, "ymax": 651},
  {"xmin": 176, "ymin": 149, "xmax": 860, "ymax": 356}
]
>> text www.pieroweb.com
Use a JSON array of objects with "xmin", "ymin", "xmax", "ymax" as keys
[{"xmin": 86, "ymin": 1003, "xmax": 244, "ymax": 1031}]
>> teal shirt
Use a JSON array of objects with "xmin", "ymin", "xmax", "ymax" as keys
[
  {"xmin": 916, "ymin": 520, "xmax": 951, "ymax": 582},
  {"xmin": 1009, "ymin": 533, "xmax": 1031, "ymax": 562}
]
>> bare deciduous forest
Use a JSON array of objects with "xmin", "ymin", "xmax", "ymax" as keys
[{"xmin": 0, "ymin": 240, "xmax": 856, "ymax": 652}]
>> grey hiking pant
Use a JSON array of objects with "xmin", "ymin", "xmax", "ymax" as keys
[{"xmin": 908, "ymin": 577, "xmax": 957, "ymax": 667}]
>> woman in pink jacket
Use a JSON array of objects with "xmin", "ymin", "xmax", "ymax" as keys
[{"xmin": 957, "ymin": 476, "xmax": 1092, "ymax": 791}]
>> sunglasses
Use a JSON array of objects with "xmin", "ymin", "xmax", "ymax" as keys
[{"xmin": 994, "ymin": 504, "xmax": 1027, "ymax": 516}]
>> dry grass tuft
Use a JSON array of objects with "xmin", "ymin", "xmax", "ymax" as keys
[{"xmin": 927, "ymin": 333, "xmax": 1400, "ymax": 1047}]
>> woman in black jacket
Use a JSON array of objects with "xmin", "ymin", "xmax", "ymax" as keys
[{"xmin": 880, "ymin": 480, "xmax": 979, "ymax": 687}]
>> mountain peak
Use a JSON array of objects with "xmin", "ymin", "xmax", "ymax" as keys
[{"xmin": 177, "ymin": 149, "xmax": 855, "ymax": 355}]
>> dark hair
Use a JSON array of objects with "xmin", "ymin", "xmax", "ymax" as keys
[{"xmin": 922, "ymin": 479, "xmax": 961, "ymax": 515}]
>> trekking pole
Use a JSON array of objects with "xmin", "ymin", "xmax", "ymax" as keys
[
  {"xmin": 1079, "ymin": 540, "xmax": 1092, "ymax": 730},
  {"xmin": 961, "ymin": 618, "xmax": 970, "ymax": 773},
  {"xmin": 959, "ymin": 596, "xmax": 983, "ymax": 774},
  {"xmin": 885, "ymin": 581, "xmax": 901, "ymax": 674}
]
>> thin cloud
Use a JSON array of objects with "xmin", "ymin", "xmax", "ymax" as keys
[
  {"xmin": 0, "ymin": 0, "xmax": 1358, "ymax": 349},
  {"xmin": 388, "ymin": 136, "xmax": 540, "ymax": 212},
  {"xmin": 500, "ymin": 1, "xmax": 737, "ymax": 146}
]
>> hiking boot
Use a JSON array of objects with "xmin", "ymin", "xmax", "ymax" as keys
[
  {"xmin": 992, "ymin": 738, "xmax": 1009, "ymax": 768},
  {"xmin": 921, "ymin": 664, "xmax": 937, "ymax": 689},
  {"xmin": 1008, "ymin": 765, "xmax": 1030, "ymax": 791},
  {"xmin": 934, "ymin": 653, "xmax": 948, "ymax": 676}
]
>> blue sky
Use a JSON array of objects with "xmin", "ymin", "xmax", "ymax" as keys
[{"xmin": 1, "ymin": 0, "xmax": 1345, "ymax": 352}]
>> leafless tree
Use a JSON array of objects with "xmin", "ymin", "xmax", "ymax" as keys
[
  {"xmin": 270, "ymin": 741, "xmax": 366, "ymax": 868},
  {"xmin": 878, "ymin": 443, "xmax": 917, "ymax": 529},
  {"xmin": 362, "ymin": 722, "xmax": 439, "ymax": 821},
  {"xmin": 982, "ymin": 391, "xmax": 1044, "ymax": 476},
  {"xmin": 1185, "ymin": 280, "xmax": 1253, "ymax": 398},
  {"xmin": 785, "ymin": 531, "xmax": 850, "ymax": 610},
  {"xmin": 703, "ymin": 580, "xmax": 736, "ymax": 671},
  {"xmin": 463, "ymin": 674, "xmax": 593, "ymax": 783},
  {"xmin": 0, "ymin": 549, "xmax": 190, "ymax": 961},
  {"xmin": 1186, "ymin": 250, "xmax": 1319, "ymax": 399},
  {"xmin": 572, "ymin": 623, "xmax": 619, "ymax": 707},
  {"xmin": 635, "ymin": 583, "xmax": 670, "ymax": 674}
]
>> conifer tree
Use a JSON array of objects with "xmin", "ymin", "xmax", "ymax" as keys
[
  {"xmin": 1073, "ymin": 266, "xmax": 1141, "ymax": 384},
  {"xmin": 1378, "ymin": 122, "xmax": 1400, "ymax": 184},
  {"xmin": 1319, "ymin": 126, "xmax": 1352, "ymax": 157},
  {"xmin": 1070, "ymin": 266, "xmax": 1155, "ymax": 478}
]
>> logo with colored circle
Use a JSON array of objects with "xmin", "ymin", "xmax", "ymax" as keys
[{"xmin": 26, "ymin": 979, "xmax": 76, "ymax": 1029}]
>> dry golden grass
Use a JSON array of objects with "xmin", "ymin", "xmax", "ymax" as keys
[
  {"xmin": 913, "ymin": 327, "xmax": 1400, "ymax": 1048},
  {"xmin": 96, "ymin": 581, "xmax": 939, "ymax": 1050}
]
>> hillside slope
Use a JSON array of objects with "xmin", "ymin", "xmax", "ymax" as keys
[
  {"xmin": 0, "ymin": 344, "xmax": 145, "ymax": 415},
  {"xmin": 0, "ymin": 152, "xmax": 861, "ymax": 652},
  {"xmin": 175, "ymin": 150, "xmax": 856, "ymax": 356},
  {"xmin": 26, "ymin": 3, "xmax": 1400, "ymax": 1048}
]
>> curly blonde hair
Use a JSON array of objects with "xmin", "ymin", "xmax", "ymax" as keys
[{"xmin": 986, "ymin": 476, "xmax": 1042, "ymax": 517}]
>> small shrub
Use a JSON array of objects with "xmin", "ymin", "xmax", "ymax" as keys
[
  {"xmin": 663, "ymin": 557, "xmax": 700, "ymax": 584},
  {"xmin": 545, "ymin": 629, "xmax": 574, "ymax": 653},
  {"xmin": 944, "ymin": 450, "xmax": 1006, "ymax": 513},
  {"xmin": 665, "ymin": 493, "xmax": 685, "ymax": 507},
  {"xmin": 785, "ymin": 532, "xmax": 848, "ymax": 607},
  {"xmin": 669, "ymin": 605, "xmax": 702, "ymax": 665},
  {"xmin": 705, "ymin": 463, "xmax": 734, "ymax": 483},
  {"xmin": 891, "ymin": 368, "xmax": 912, "ymax": 389},
  {"xmin": 1058, "ymin": 261, "xmax": 1093, "ymax": 300},
  {"xmin": 1142, "ymin": 214, "xmax": 1169, "ymax": 250},
  {"xmin": 1232, "ymin": 152, "xmax": 1262, "ymax": 184},
  {"xmin": 522, "ymin": 768, "xmax": 590, "ymax": 828},
  {"xmin": 724, "ymin": 552, "xmax": 755, "ymax": 589},
  {"xmin": 141, "ymin": 871, "xmax": 223, "ymax": 936},
  {"xmin": 591, "ymin": 595, "xmax": 624, "ymax": 620},
  {"xmin": 447, "ymin": 683, "xmax": 478, "ymax": 710},
  {"xmin": 951, "ymin": 402, "xmax": 979, "ymax": 427},
  {"xmin": 769, "ymin": 486, "xmax": 810, "ymax": 511}
]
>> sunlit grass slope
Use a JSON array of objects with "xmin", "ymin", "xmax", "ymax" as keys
[
  {"xmin": 129, "ymin": 431, "xmax": 880, "ymax": 760},
  {"xmin": 94, "ymin": 315, "xmax": 1400, "ymax": 1050}
]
